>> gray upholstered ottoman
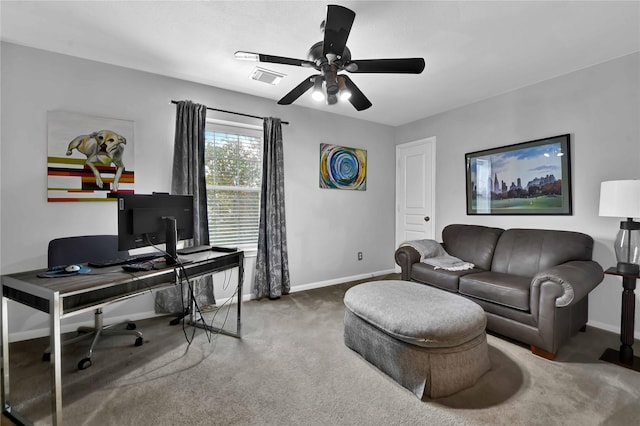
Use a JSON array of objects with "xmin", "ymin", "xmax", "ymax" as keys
[{"xmin": 343, "ymin": 280, "xmax": 490, "ymax": 399}]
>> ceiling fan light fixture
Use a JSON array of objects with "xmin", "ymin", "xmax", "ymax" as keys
[
  {"xmin": 234, "ymin": 51, "xmax": 259, "ymax": 61},
  {"xmin": 312, "ymin": 76, "xmax": 325, "ymax": 101},
  {"xmin": 338, "ymin": 76, "xmax": 351, "ymax": 101}
]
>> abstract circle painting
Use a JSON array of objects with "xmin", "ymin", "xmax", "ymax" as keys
[{"xmin": 319, "ymin": 143, "xmax": 367, "ymax": 191}]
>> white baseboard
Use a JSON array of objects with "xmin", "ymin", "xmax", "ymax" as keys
[
  {"xmin": 287, "ymin": 269, "xmax": 397, "ymax": 294},
  {"xmin": 238, "ymin": 269, "xmax": 397, "ymax": 301}
]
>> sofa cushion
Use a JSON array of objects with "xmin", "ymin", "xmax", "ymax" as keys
[
  {"xmin": 411, "ymin": 262, "xmax": 483, "ymax": 292},
  {"xmin": 491, "ymin": 229, "xmax": 594, "ymax": 277},
  {"xmin": 459, "ymin": 271, "xmax": 531, "ymax": 311},
  {"xmin": 442, "ymin": 224, "xmax": 504, "ymax": 270}
]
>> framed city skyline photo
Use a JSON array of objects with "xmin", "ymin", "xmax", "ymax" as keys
[{"xmin": 465, "ymin": 134, "xmax": 571, "ymax": 215}]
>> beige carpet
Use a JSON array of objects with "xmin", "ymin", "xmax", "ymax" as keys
[{"xmin": 3, "ymin": 277, "xmax": 640, "ymax": 425}]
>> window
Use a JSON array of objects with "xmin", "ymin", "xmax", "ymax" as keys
[{"xmin": 205, "ymin": 120, "xmax": 262, "ymax": 249}]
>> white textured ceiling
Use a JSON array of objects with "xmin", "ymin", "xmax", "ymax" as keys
[{"xmin": 1, "ymin": 1, "xmax": 639, "ymax": 126}]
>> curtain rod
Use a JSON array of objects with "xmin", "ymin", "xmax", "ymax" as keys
[{"xmin": 171, "ymin": 100, "xmax": 289, "ymax": 125}]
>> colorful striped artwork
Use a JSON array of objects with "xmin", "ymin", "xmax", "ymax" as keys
[
  {"xmin": 47, "ymin": 111, "xmax": 135, "ymax": 202},
  {"xmin": 319, "ymin": 143, "xmax": 367, "ymax": 190}
]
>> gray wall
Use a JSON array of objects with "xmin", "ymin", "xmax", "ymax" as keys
[
  {"xmin": 2, "ymin": 42, "xmax": 638, "ymax": 341},
  {"xmin": 395, "ymin": 52, "xmax": 640, "ymax": 336},
  {"xmin": 0, "ymin": 43, "xmax": 396, "ymax": 340}
]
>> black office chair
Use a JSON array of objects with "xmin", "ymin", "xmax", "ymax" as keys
[{"xmin": 44, "ymin": 235, "xmax": 143, "ymax": 370}]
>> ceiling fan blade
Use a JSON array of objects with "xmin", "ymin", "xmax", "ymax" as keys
[
  {"xmin": 346, "ymin": 58, "xmax": 426, "ymax": 74},
  {"xmin": 277, "ymin": 75, "xmax": 319, "ymax": 105},
  {"xmin": 322, "ymin": 5, "xmax": 355, "ymax": 58},
  {"xmin": 235, "ymin": 51, "xmax": 315, "ymax": 68},
  {"xmin": 341, "ymin": 75, "xmax": 372, "ymax": 111}
]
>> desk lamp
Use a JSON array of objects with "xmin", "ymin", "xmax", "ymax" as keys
[{"xmin": 599, "ymin": 180, "xmax": 640, "ymax": 275}]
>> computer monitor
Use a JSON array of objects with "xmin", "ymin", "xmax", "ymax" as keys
[{"xmin": 114, "ymin": 193, "xmax": 194, "ymax": 264}]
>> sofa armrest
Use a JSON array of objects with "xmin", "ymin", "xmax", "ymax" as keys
[
  {"xmin": 531, "ymin": 260, "xmax": 604, "ymax": 307},
  {"xmin": 394, "ymin": 246, "xmax": 421, "ymax": 281}
]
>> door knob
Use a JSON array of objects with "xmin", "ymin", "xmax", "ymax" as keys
[{"xmin": 424, "ymin": 216, "xmax": 430, "ymax": 222}]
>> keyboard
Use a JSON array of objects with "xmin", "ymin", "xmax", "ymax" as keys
[
  {"xmin": 121, "ymin": 262, "xmax": 155, "ymax": 272},
  {"xmin": 88, "ymin": 252, "xmax": 165, "ymax": 268},
  {"xmin": 176, "ymin": 245, "xmax": 212, "ymax": 255},
  {"xmin": 211, "ymin": 246, "xmax": 238, "ymax": 253},
  {"xmin": 176, "ymin": 245, "xmax": 238, "ymax": 255}
]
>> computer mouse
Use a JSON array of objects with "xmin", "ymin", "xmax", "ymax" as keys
[{"xmin": 64, "ymin": 264, "xmax": 81, "ymax": 273}]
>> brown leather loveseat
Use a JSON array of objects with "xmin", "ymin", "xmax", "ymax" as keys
[{"xmin": 394, "ymin": 224, "xmax": 604, "ymax": 359}]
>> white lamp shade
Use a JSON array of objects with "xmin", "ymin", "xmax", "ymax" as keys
[{"xmin": 599, "ymin": 180, "xmax": 640, "ymax": 218}]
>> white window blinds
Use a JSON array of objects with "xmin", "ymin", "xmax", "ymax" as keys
[{"xmin": 205, "ymin": 121, "xmax": 262, "ymax": 248}]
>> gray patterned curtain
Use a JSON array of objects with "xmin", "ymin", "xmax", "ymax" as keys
[
  {"xmin": 171, "ymin": 100, "xmax": 209, "ymax": 242},
  {"xmin": 254, "ymin": 117, "xmax": 290, "ymax": 299},
  {"xmin": 155, "ymin": 100, "xmax": 215, "ymax": 313}
]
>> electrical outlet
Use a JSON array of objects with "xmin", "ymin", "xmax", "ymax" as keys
[{"xmin": 358, "ymin": 252, "xmax": 363, "ymax": 261}]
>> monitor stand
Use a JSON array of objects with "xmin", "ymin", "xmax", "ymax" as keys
[{"xmin": 164, "ymin": 216, "xmax": 178, "ymax": 265}]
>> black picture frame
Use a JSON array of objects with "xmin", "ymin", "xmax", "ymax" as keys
[{"xmin": 465, "ymin": 134, "xmax": 572, "ymax": 215}]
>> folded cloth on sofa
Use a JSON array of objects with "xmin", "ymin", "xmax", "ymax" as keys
[
  {"xmin": 400, "ymin": 239, "xmax": 474, "ymax": 271},
  {"xmin": 399, "ymin": 239, "xmax": 446, "ymax": 260},
  {"xmin": 422, "ymin": 255, "xmax": 475, "ymax": 271}
]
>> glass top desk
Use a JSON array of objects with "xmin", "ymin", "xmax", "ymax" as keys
[{"xmin": 1, "ymin": 249, "xmax": 244, "ymax": 425}]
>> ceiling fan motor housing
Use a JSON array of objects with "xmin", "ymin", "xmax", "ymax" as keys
[
  {"xmin": 307, "ymin": 41, "xmax": 352, "ymax": 66},
  {"xmin": 307, "ymin": 40, "xmax": 348, "ymax": 100}
]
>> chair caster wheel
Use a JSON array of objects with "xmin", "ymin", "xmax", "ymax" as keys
[
  {"xmin": 134, "ymin": 337, "xmax": 143, "ymax": 347},
  {"xmin": 126, "ymin": 323, "xmax": 136, "ymax": 330},
  {"xmin": 78, "ymin": 358, "xmax": 92, "ymax": 370},
  {"xmin": 42, "ymin": 352, "xmax": 51, "ymax": 362}
]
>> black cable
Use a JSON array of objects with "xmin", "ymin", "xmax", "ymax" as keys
[
  {"xmin": 142, "ymin": 235, "xmax": 211, "ymax": 344},
  {"xmin": 94, "ymin": 241, "xmax": 226, "ymax": 345},
  {"xmin": 205, "ymin": 270, "xmax": 239, "ymax": 336},
  {"xmin": 167, "ymin": 248, "xmax": 210, "ymax": 344},
  {"xmin": 221, "ymin": 269, "xmax": 232, "ymax": 291}
]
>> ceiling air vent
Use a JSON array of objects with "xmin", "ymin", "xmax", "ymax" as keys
[{"xmin": 250, "ymin": 67, "xmax": 285, "ymax": 85}]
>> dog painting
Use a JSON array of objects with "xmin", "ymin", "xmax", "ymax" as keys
[
  {"xmin": 66, "ymin": 130, "xmax": 126, "ymax": 191},
  {"xmin": 47, "ymin": 111, "xmax": 135, "ymax": 202}
]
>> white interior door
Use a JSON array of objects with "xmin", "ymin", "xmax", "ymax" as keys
[{"xmin": 395, "ymin": 137, "xmax": 436, "ymax": 251}]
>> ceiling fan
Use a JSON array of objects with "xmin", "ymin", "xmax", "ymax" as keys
[{"xmin": 235, "ymin": 4, "xmax": 425, "ymax": 111}]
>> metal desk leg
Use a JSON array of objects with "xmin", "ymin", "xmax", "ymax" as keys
[
  {"xmin": 2, "ymin": 295, "xmax": 31, "ymax": 426},
  {"xmin": 236, "ymin": 257, "xmax": 244, "ymax": 338},
  {"xmin": 50, "ymin": 293, "xmax": 63, "ymax": 425},
  {"xmin": 188, "ymin": 255, "xmax": 244, "ymax": 338},
  {"xmin": 2, "ymin": 295, "xmax": 11, "ymax": 413}
]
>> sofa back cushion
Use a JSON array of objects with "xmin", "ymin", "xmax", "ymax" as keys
[
  {"xmin": 442, "ymin": 224, "xmax": 504, "ymax": 270},
  {"xmin": 491, "ymin": 228, "xmax": 594, "ymax": 277}
]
